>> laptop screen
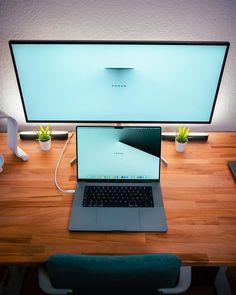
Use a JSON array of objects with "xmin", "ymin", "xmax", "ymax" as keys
[{"xmin": 76, "ymin": 127, "xmax": 161, "ymax": 182}]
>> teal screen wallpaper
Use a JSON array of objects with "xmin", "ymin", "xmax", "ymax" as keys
[
  {"xmin": 76, "ymin": 127, "xmax": 161, "ymax": 180},
  {"xmin": 10, "ymin": 42, "xmax": 228, "ymax": 122}
]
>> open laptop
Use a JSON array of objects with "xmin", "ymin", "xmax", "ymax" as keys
[{"xmin": 69, "ymin": 126, "xmax": 167, "ymax": 232}]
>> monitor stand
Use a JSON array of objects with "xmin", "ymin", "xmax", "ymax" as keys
[
  {"xmin": 70, "ymin": 154, "xmax": 168, "ymax": 167},
  {"xmin": 70, "ymin": 123, "xmax": 168, "ymax": 167}
]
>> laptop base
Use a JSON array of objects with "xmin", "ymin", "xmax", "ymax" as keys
[{"xmin": 69, "ymin": 182, "xmax": 167, "ymax": 232}]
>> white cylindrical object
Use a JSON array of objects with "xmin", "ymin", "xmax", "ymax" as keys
[
  {"xmin": 39, "ymin": 139, "xmax": 51, "ymax": 151},
  {"xmin": 0, "ymin": 154, "xmax": 4, "ymax": 172},
  {"xmin": 175, "ymin": 140, "xmax": 187, "ymax": 152}
]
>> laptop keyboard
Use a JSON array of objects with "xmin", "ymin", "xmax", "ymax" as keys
[{"xmin": 83, "ymin": 186, "xmax": 154, "ymax": 208}]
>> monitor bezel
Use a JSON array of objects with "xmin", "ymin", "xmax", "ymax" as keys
[{"xmin": 9, "ymin": 40, "xmax": 230, "ymax": 124}]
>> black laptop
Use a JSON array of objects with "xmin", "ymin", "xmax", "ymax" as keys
[{"xmin": 69, "ymin": 126, "xmax": 167, "ymax": 232}]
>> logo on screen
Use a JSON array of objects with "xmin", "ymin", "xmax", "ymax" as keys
[{"xmin": 112, "ymin": 84, "xmax": 127, "ymax": 88}]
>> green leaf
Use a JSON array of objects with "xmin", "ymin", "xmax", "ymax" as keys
[
  {"xmin": 176, "ymin": 125, "xmax": 190, "ymax": 143},
  {"xmin": 35, "ymin": 124, "xmax": 53, "ymax": 142}
]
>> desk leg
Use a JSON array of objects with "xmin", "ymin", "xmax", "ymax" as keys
[
  {"xmin": 214, "ymin": 266, "xmax": 232, "ymax": 295},
  {"xmin": 4, "ymin": 266, "xmax": 26, "ymax": 295}
]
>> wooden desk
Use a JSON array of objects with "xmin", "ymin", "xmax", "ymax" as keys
[{"xmin": 0, "ymin": 133, "xmax": 236, "ymax": 266}]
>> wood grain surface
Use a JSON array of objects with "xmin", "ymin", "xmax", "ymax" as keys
[{"xmin": 0, "ymin": 132, "xmax": 236, "ymax": 266}]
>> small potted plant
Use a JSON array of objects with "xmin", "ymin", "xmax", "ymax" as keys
[
  {"xmin": 175, "ymin": 126, "xmax": 190, "ymax": 152},
  {"xmin": 35, "ymin": 124, "xmax": 53, "ymax": 151}
]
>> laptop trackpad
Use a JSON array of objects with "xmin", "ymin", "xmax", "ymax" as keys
[{"xmin": 97, "ymin": 208, "xmax": 139, "ymax": 231}]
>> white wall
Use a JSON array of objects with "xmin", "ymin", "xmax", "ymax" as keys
[{"xmin": 0, "ymin": 0, "xmax": 236, "ymax": 131}]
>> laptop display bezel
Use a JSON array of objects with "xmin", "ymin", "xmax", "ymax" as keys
[{"xmin": 76, "ymin": 126, "xmax": 161, "ymax": 183}]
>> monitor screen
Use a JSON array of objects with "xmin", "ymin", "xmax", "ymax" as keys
[
  {"xmin": 9, "ymin": 41, "xmax": 229, "ymax": 123},
  {"xmin": 76, "ymin": 126, "xmax": 161, "ymax": 181}
]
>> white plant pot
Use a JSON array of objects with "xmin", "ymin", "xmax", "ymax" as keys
[
  {"xmin": 175, "ymin": 139, "xmax": 187, "ymax": 152},
  {"xmin": 39, "ymin": 139, "xmax": 51, "ymax": 151}
]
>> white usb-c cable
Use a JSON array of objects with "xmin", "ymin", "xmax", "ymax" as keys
[{"xmin": 54, "ymin": 132, "xmax": 76, "ymax": 193}]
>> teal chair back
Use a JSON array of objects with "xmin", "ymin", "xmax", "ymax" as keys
[{"xmin": 39, "ymin": 253, "xmax": 191, "ymax": 294}]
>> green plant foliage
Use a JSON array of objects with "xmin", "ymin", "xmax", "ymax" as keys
[
  {"xmin": 35, "ymin": 124, "xmax": 53, "ymax": 142},
  {"xmin": 176, "ymin": 126, "xmax": 190, "ymax": 143}
]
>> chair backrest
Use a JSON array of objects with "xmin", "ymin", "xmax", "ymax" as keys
[{"xmin": 45, "ymin": 253, "xmax": 181, "ymax": 294}]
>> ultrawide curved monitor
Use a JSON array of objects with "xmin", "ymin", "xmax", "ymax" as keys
[{"xmin": 9, "ymin": 41, "xmax": 229, "ymax": 123}]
